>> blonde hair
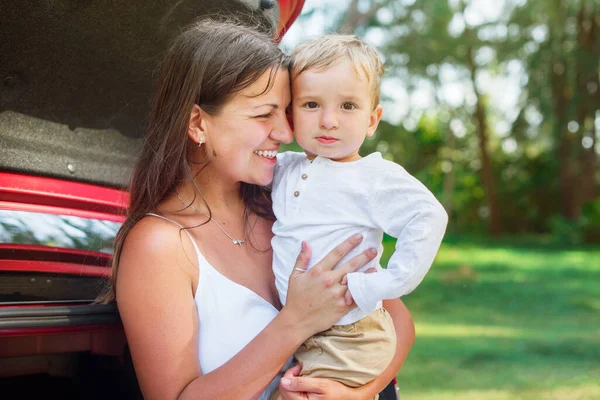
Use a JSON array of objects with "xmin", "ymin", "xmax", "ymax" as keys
[{"xmin": 290, "ymin": 34, "xmax": 384, "ymax": 109}]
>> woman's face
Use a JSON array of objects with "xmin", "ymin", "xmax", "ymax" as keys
[{"xmin": 200, "ymin": 68, "xmax": 293, "ymax": 186}]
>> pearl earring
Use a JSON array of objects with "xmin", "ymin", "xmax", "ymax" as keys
[{"xmin": 198, "ymin": 137, "xmax": 205, "ymax": 146}]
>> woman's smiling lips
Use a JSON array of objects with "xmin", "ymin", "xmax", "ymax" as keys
[
  {"xmin": 316, "ymin": 136, "xmax": 338, "ymax": 144},
  {"xmin": 254, "ymin": 148, "xmax": 278, "ymax": 164}
]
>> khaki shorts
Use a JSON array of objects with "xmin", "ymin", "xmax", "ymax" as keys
[{"xmin": 295, "ymin": 307, "xmax": 396, "ymax": 388}]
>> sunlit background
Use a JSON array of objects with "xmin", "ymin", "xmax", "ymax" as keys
[
  {"xmin": 283, "ymin": 1, "xmax": 600, "ymax": 399},
  {"xmin": 0, "ymin": 1, "xmax": 597, "ymax": 398}
]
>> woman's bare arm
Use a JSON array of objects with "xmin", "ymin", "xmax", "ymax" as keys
[{"xmin": 117, "ymin": 219, "xmax": 376, "ymax": 400}]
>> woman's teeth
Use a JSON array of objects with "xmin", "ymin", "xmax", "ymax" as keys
[{"xmin": 254, "ymin": 150, "xmax": 277, "ymax": 158}]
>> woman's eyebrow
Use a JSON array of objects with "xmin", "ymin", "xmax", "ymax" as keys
[{"xmin": 252, "ymin": 104, "xmax": 279, "ymax": 109}]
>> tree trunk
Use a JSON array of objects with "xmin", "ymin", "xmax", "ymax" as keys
[
  {"xmin": 553, "ymin": 55, "xmax": 579, "ymax": 219},
  {"xmin": 467, "ymin": 48, "xmax": 503, "ymax": 235},
  {"xmin": 337, "ymin": 0, "xmax": 389, "ymax": 34},
  {"xmin": 442, "ymin": 127, "xmax": 456, "ymax": 221},
  {"xmin": 549, "ymin": 0, "xmax": 581, "ymax": 219},
  {"xmin": 576, "ymin": 1, "xmax": 598, "ymax": 206}
]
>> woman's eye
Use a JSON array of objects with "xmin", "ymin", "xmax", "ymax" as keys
[
  {"xmin": 342, "ymin": 102, "xmax": 356, "ymax": 110},
  {"xmin": 304, "ymin": 102, "xmax": 319, "ymax": 109},
  {"xmin": 256, "ymin": 113, "xmax": 272, "ymax": 119}
]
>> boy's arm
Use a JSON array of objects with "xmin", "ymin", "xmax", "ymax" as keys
[{"xmin": 346, "ymin": 166, "xmax": 448, "ymax": 315}]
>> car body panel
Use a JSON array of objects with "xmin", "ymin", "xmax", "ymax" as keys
[{"xmin": 0, "ymin": 0, "xmax": 305, "ymax": 377}]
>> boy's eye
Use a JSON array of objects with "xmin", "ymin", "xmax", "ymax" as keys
[
  {"xmin": 304, "ymin": 101, "xmax": 319, "ymax": 109},
  {"xmin": 342, "ymin": 102, "xmax": 357, "ymax": 110}
]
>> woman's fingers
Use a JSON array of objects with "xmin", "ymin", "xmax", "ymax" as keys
[
  {"xmin": 280, "ymin": 376, "xmax": 327, "ymax": 395},
  {"xmin": 334, "ymin": 247, "xmax": 378, "ymax": 278},
  {"xmin": 340, "ymin": 266, "xmax": 376, "ymax": 286},
  {"xmin": 283, "ymin": 364, "xmax": 302, "ymax": 379},
  {"xmin": 282, "ymin": 236, "xmax": 376, "ymax": 336},
  {"xmin": 312, "ymin": 233, "xmax": 363, "ymax": 273},
  {"xmin": 279, "ymin": 366, "xmax": 306, "ymax": 400},
  {"xmin": 341, "ymin": 267, "xmax": 376, "ymax": 305},
  {"xmin": 291, "ymin": 241, "xmax": 311, "ymax": 277},
  {"xmin": 344, "ymin": 288, "xmax": 354, "ymax": 306}
]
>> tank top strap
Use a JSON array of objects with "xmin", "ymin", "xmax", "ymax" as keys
[{"xmin": 145, "ymin": 212, "xmax": 202, "ymax": 259}]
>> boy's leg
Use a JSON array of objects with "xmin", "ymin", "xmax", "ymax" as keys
[{"xmin": 294, "ymin": 308, "xmax": 397, "ymax": 388}]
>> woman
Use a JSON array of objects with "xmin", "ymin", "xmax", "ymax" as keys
[{"xmin": 104, "ymin": 18, "xmax": 415, "ymax": 399}]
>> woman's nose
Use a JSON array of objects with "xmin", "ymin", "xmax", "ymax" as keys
[{"xmin": 271, "ymin": 114, "xmax": 293, "ymax": 144}]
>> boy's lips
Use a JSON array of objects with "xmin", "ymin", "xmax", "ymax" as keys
[{"xmin": 316, "ymin": 136, "xmax": 338, "ymax": 144}]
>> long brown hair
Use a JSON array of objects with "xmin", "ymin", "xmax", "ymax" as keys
[{"xmin": 98, "ymin": 18, "xmax": 288, "ymax": 303}]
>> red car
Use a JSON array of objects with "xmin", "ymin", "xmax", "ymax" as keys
[
  {"xmin": 0, "ymin": 1, "xmax": 302, "ymax": 397},
  {"xmin": 0, "ymin": 1, "xmax": 399, "ymax": 398}
]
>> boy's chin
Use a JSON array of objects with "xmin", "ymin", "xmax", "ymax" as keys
[
  {"xmin": 304, "ymin": 149, "xmax": 355, "ymax": 161},
  {"xmin": 304, "ymin": 150, "xmax": 318, "ymax": 160}
]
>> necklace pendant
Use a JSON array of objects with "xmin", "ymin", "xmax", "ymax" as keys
[{"xmin": 232, "ymin": 239, "xmax": 244, "ymax": 245}]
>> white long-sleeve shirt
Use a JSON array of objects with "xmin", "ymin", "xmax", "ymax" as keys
[{"xmin": 271, "ymin": 152, "xmax": 448, "ymax": 325}]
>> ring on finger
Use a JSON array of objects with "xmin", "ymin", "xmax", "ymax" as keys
[{"xmin": 293, "ymin": 267, "xmax": 306, "ymax": 273}]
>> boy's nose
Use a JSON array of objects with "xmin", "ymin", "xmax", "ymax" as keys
[{"xmin": 320, "ymin": 110, "xmax": 339, "ymax": 130}]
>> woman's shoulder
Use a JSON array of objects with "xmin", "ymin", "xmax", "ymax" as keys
[
  {"xmin": 119, "ymin": 214, "xmax": 199, "ymax": 283},
  {"xmin": 126, "ymin": 214, "xmax": 186, "ymax": 252}
]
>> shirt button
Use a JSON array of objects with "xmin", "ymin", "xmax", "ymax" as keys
[
  {"xmin": 301, "ymin": 174, "xmax": 308, "ymax": 180},
  {"xmin": 294, "ymin": 191, "xmax": 300, "ymax": 197}
]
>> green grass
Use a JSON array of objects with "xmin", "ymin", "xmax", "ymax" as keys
[{"xmin": 380, "ymin": 237, "xmax": 600, "ymax": 399}]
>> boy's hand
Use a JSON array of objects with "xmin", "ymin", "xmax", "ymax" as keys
[{"xmin": 341, "ymin": 267, "xmax": 377, "ymax": 305}]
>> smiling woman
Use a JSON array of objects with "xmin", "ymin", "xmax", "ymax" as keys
[
  {"xmin": 0, "ymin": 1, "xmax": 307, "ymax": 397},
  {"xmin": 0, "ymin": 2, "xmax": 412, "ymax": 398},
  {"xmin": 185, "ymin": 68, "xmax": 293, "ymax": 187},
  {"xmin": 104, "ymin": 17, "xmax": 415, "ymax": 400}
]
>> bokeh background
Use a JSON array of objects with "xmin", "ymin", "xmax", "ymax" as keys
[{"xmin": 282, "ymin": 1, "xmax": 600, "ymax": 399}]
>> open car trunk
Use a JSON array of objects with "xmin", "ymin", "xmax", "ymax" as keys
[{"xmin": 0, "ymin": 1, "xmax": 304, "ymax": 396}]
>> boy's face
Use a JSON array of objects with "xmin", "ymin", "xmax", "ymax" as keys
[{"xmin": 291, "ymin": 59, "xmax": 383, "ymax": 162}]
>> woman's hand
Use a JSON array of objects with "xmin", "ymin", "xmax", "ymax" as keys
[
  {"xmin": 278, "ymin": 365, "xmax": 360, "ymax": 400},
  {"xmin": 281, "ymin": 235, "xmax": 378, "ymax": 338}
]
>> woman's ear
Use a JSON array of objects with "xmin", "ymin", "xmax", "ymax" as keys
[
  {"xmin": 366, "ymin": 104, "xmax": 383, "ymax": 138},
  {"xmin": 188, "ymin": 104, "xmax": 207, "ymax": 144}
]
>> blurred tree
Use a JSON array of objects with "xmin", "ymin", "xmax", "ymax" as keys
[
  {"xmin": 502, "ymin": 0, "xmax": 599, "ymax": 220},
  {"xmin": 369, "ymin": 0, "xmax": 505, "ymax": 234},
  {"xmin": 337, "ymin": 0, "xmax": 394, "ymax": 34},
  {"xmin": 287, "ymin": 0, "xmax": 600, "ymax": 240}
]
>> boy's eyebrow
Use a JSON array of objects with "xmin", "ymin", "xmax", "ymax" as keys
[
  {"xmin": 294, "ymin": 94, "xmax": 366, "ymax": 103},
  {"xmin": 293, "ymin": 95, "xmax": 319, "ymax": 101}
]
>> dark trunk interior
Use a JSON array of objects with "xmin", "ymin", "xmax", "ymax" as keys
[{"xmin": 1, "ymin": 0, "xmax": 279, "ymax": 188}]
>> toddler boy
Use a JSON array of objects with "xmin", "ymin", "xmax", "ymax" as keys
[{"xmin": 271, "ymin": 35, "xmax": 448, "ymax": 396}]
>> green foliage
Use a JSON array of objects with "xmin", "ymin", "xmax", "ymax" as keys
[
  {"xmin": 544, "ymin": 198, "xmax": 600, "ymax": 246},
  {"xmin": 582, "ymin": 198, "xmax": 600, "ymax": 243},
  {"xmin": 383, "ymin": 238, "xmax": 600, "ymax": 399},
  {"xmin": 286, "ymin": 0, "xmax": 599, "ymax": 241},
  {"xmin": 548, "ymin": 214, "xmax": 586, "ymax": 246}
]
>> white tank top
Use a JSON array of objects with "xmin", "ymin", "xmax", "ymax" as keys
[{"xmin": 147, "ymin": 213, "xmax": 292, "ymax": 399}]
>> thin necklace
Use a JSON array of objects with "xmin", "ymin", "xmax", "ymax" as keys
[{"xmin": 176, "ymin": 192, "xmax": 246, "ymax": 246}]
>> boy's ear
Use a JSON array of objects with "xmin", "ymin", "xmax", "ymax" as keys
[
  {"xmin": 188, "ymin": 104, "xmax": 208, "ymax": 144},
  {"xmin": 366, "ymin": 105, "xmax": 383, "ymax": 138}
]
